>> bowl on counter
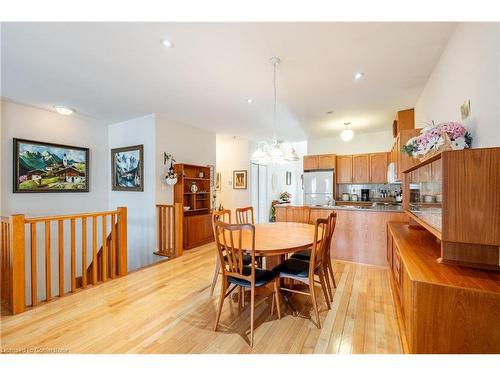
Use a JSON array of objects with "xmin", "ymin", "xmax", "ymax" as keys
[
  {"xmin": 183, "ymin": 206, "xmax": 191, "ymax": 211},
  {"xmin": 350, "ymin": 194, "xmax": 359, "ymax": 201},
  {"xmin": 341, "ymin": 193, "xmax": 350, "ymax": 201},
  {"xmin": 423, "ymin": 195, "xmax": 436, "ymax": 203}
]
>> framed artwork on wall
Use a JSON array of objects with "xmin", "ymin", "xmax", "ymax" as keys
[
  {"xmin": 233, "ymin": 170, "xmax": 247, "ymax": 189},
  {"xmin": 111, "ymin": 145, "xmax": 144, "ymax": 191},
  {"xmin": 286, "ymin": 171, "xmax": 292, "ymax": 185},
  {"xmin": 13, "ymin": 138, "xmax": 89, "ymax": 193},
  {"xmin": 215, "ymin": 172, "xmax": 221, "ymax": 191}
]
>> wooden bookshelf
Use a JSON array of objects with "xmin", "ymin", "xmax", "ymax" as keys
[{"xmin": 174, "ymin": 164, "xmax": 214, "ymax": 249}]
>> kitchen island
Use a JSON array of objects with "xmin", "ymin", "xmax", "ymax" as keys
[{"xmin": 275, "ymin": 203, "xmax": 408, "ymax": 266}]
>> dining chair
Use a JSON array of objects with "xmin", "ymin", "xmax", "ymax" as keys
[
  {"xmin": 209, "ymin": 209, "xmax": 253, "ymax": 297},
  {"xmin": 291, "ymin": 212, "xmax": 337, "ymax": 301},
  {"xmin": 273, "ymin": 217, "xmax": 332, "ymax": 328},
  {"xmin": 235, "ymin": 206, "xmax": 255, "ymax": 224},
  {"xmin": 213, "ymin": 220, "xmax": 281, "ymax": 347},
  {"xmin": 235, "ymin": 206, "xmax": 265, "ymax": 267}
]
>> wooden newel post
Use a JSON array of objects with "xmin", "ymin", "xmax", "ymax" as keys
[
  {"xmin": 117, "ymin": 207, "xmax": 128, "ymax": 276},
  {"xmin": 10, "ymin": 214, "xmax": 26, "ymax": 314},
  {"xmin": 174, "ymin": 203, "xmax": 183, "ymax": 257}
]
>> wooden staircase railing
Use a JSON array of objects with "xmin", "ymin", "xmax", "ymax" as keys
[
  {"xmin": 0, "ymin": 207, "xmax": 127, "ymax": 315},
  {"xmin": 154, "ymin": 203, "xmax": 183, "ymax": 258},
  {"xmin": 1, "ymin": 217, "xmax": 12, "ymax": 311},
  {"xmin": 76, "ymin": 222, "xmax": 119, "ymax": 288}
]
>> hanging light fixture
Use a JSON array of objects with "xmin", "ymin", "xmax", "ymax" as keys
[
  {"xmin": 251, "ymin": 57, "xmax": 299, "ymax": 164},
  {"xmin": 341, "ymin": 122, "xmax": 354, "ymax": 142}
]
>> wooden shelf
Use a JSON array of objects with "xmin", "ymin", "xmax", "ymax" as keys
[
  {"xmin": 402, "ymin": 152, "xmax": 442, "ymax": 174},
  {"xmin": 406, "ymin": 209, "xmax": 442, "ymax": 240},
  {"xmin": 183, "ymin": 177, "xmax": 210, "ymax": 181},
  {"xmin": 184, "ymin": 192, "xmax": 209, "ymax": 195}
]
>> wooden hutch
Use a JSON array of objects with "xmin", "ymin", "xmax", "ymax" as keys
[
  {"xmin": 174, "ymin": 163, "xmax": 214, "ymax": 250},
  {"xmin": 387, "ymin": 147, "xmax": 500, "ymax": 353}
]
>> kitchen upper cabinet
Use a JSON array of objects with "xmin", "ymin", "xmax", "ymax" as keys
[
  {"xmin": 303, "ymin": 155, "xmax": 319, "ymax": 170},
  {"xmin": 370, "ymin": 152, "xmax": 388, "ymax": 183},
  {"xmin": 303, "ymin": 154, "xmax": 336, "ymax": 171},
  {"xmin": 393, "ymin": 108, "xmax": 415, "ymax": 137},
  {"xmin": 318, "ymin": 154, "xmax": 336, "ymax": 169},
  {"xmin": 352, "ymin": 154, "xmax": 370, "ymax": 183},
  {"xmin": 336, "ymin": 155, "xmax": 353, "ymax": 183}
]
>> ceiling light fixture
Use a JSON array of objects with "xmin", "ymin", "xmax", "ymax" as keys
[
  {"xmin": 341, "ymin": 122, "xmax": 354, "ymax": 141},
  {"xmin": 161, "ymin": 39, "xmax": 174, "ymax": 48},
  {"xmin": 354, "ymin": 72, "xmax": 364, "ymax": 80},
  {"xmin": 246, "ymin": 99, "xmax": 253, "ymax": 104},
  {"xmin": 53, "ymin": 105, "xmax": 74, "ymax": 115},
  {"xmin": 251, "ymin": 57, "xmax": 299, "ymax": 164}
]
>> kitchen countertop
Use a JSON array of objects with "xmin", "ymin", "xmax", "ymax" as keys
[{"xmin": 274, "ymin": 203, "xmax": 404, "ymax": 213}]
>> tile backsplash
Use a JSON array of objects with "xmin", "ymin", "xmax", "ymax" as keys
[{"xmin": 337, "ymin": 183, "xmax": 402, "ymax": 199}]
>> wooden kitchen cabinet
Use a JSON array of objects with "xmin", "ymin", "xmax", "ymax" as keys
[
  {"xmin": 336, "ymin": 155, "xmax": 353, "ymax": 183},
  {"xmin": 318, "ymin": 154, "xmax": 336, "ymax": 169},
  {"xmin": 303, "ymin": 155, "xmax": 319, "ymax": 170},
  {"xmin": 303, "ymin": 154, "xmax": 336, "ymax": 171},
  {"xmin": 369, "ymin": 152, "xmax": 388, "ymax": 183},
  {"xmin": 393, "ymin": 108, "xmax": 415, "ymax": 137},
  {"xmin": 352, "ymin": 154, "xmax": 370, "ymax": 183}
]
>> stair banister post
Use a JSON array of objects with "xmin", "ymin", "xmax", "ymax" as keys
[
  {"xmin": 174, "ymin": 203, "xmax": 183, "ymax": 257},
  {"xmin": 117, "ymin": 207, "xmax": 128, "ymax": 276},
  {"xmin": 10, "ymin": 214, "xmax": 26, "ymax": 314}
]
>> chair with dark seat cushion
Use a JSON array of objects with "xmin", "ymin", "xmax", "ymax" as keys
[
  {"xmin": 213, "ymin": 220, "xmax": 281, "ymax": 347},
  {"xmin": 290, "ymin": 249, "xmax": 311, "ymax": 261},
  {"xmin": 210, "ymin": 209, "xmax": 251, "ymax": 297},
  {"xmin": 290, "ymin": 212, "xmax": 337, "ymax": 301},
  {"xmin": 227, "ymin": 266, "xmax": 278, "ymax": 288},
  {"xmin": 273, "ymin": 217, "xmax": 332, "ymax": 328}
]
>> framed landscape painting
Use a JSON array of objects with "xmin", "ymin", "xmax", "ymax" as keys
[
  {"xmin": 13, "ymin": 138, "xmax": 89, "ymax": 193},
  {"xmin": 111, "ymin": 145, "xmax": 144, "ymax": 191}
]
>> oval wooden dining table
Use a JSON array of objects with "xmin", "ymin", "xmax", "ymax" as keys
[{"xmin": 235, "ymin": 222, "xmax": 320, "ymax": 267}]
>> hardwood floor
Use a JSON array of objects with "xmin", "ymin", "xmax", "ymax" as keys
[{"xmin": 0, "ymin": 243, "xmax": 402, "ymax": 354}]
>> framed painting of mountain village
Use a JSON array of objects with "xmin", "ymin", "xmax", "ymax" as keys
[
  {"xmin": 13, "ymin": 138, "xmax": 90, "ymax": 193},
  {"xmin": 111, "ymin": 144, "xmax": 144, "ymax": 191}
]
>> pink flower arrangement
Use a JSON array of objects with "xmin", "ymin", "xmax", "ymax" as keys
[{"xmin": 402, "ymin": 121, "xmax": 472, "ymax": 158}]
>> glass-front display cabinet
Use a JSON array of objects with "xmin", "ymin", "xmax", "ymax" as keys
[
  {"xmin": 403, "ymin": 148, "xmax": 500, "ymax": 271},
  {"xmin": 407, "ymin": 158, "xmax": 442, "ymax": 233}
]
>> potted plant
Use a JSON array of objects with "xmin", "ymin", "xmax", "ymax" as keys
[{"xmin": 279, "ymin": 191, "xmax": 292, "ymax": 203}]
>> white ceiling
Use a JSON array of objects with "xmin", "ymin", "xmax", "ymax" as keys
[{"xmin": 1, "ymin": 22, "xmax": 455, "ymax": 141}]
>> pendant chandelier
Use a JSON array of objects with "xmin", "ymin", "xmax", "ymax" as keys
[
  {"xmin": 341, "ymin": 122, "xmax": 354, "ymax": 141},
  {"xmin": 251, "ymin": 57, "xmax": 299, "ymax": 164}
]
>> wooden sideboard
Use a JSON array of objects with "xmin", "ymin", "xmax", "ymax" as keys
[{"xmin": 387, "ymin": 222, "xmax": 500, "ymax": 353}]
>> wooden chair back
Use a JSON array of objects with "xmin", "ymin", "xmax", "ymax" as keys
[
  {"xmin": 308, "ymin": 218, "xmax": 330, "ymax": 274},
  {"xmin": 324, "ymin": 212, "xmax": 337, "ymax": 255},
  {"xmin": 211, "ymin": 209, "xmax": 232, "ymax": 240},
  {"xmin": 236, "ymin": 206, "xmax": 255, "ymax": 224},
  {"xmin": 213, "ymin": 220, "xmax": 256, "ymax": 283}
]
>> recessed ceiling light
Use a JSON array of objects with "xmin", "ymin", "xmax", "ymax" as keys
[
  {"xmin": 246, "ymin": 99, "xmax": 253, "ymax": 104},
  {"xmin": 53, "ymin": 105, "xmax": 74, "ymax": 115},
  {"xmin": 354, "ymin": 72, "xmax": 364, "ymax": 80},
  {"xmin": 161, "ymin": 39, "xmax": 174, "ymax": 48}
]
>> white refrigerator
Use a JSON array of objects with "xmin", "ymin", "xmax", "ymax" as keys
[{"xmin": 303, "ymin": 170, "xmax": 335, "ymax": 206}]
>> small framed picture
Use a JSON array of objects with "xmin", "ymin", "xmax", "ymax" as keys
[
  {"xmin": 233, "ymin": 170, "xmax": 247, "ymax": 189},
  {"xmin": 111, "ymin": 145, "xmax": 144, "ymax": 191},
  {"xmin": 215, "ymin": 172, "xmax": 221, "ymax": 191},
  {"xmin": 286, "ymin": 171, "xmax": 292, "ymax": 185}
]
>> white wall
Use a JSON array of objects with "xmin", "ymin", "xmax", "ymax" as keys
[
  {"xmin": 108, "ymin": 113, "xmax": 217, "ymax": 270},
  {"xmin": 415, "ymin": 23, "xmax": 500, "ymax": 147},
  {"xmin": 1, "ymin": 100, "xmax": 109, "ymax": 301},
  {"xmin": 215, "ymin": 135, "xmax": 251, "ymax": 211},
  {"xmin": 108, "ymin": 114, "xmax": 157, "ymax": 271},
  {"xmin": 155, "ymin": 114, "xmax": 216, "ymax": 205},
  {"xmin": 1, "ymin": 100, "xmax": 109, "ymax": 215},
  {"xmin": 308, "ymin": 129, "xmax": 394, "ymax": 155}
]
